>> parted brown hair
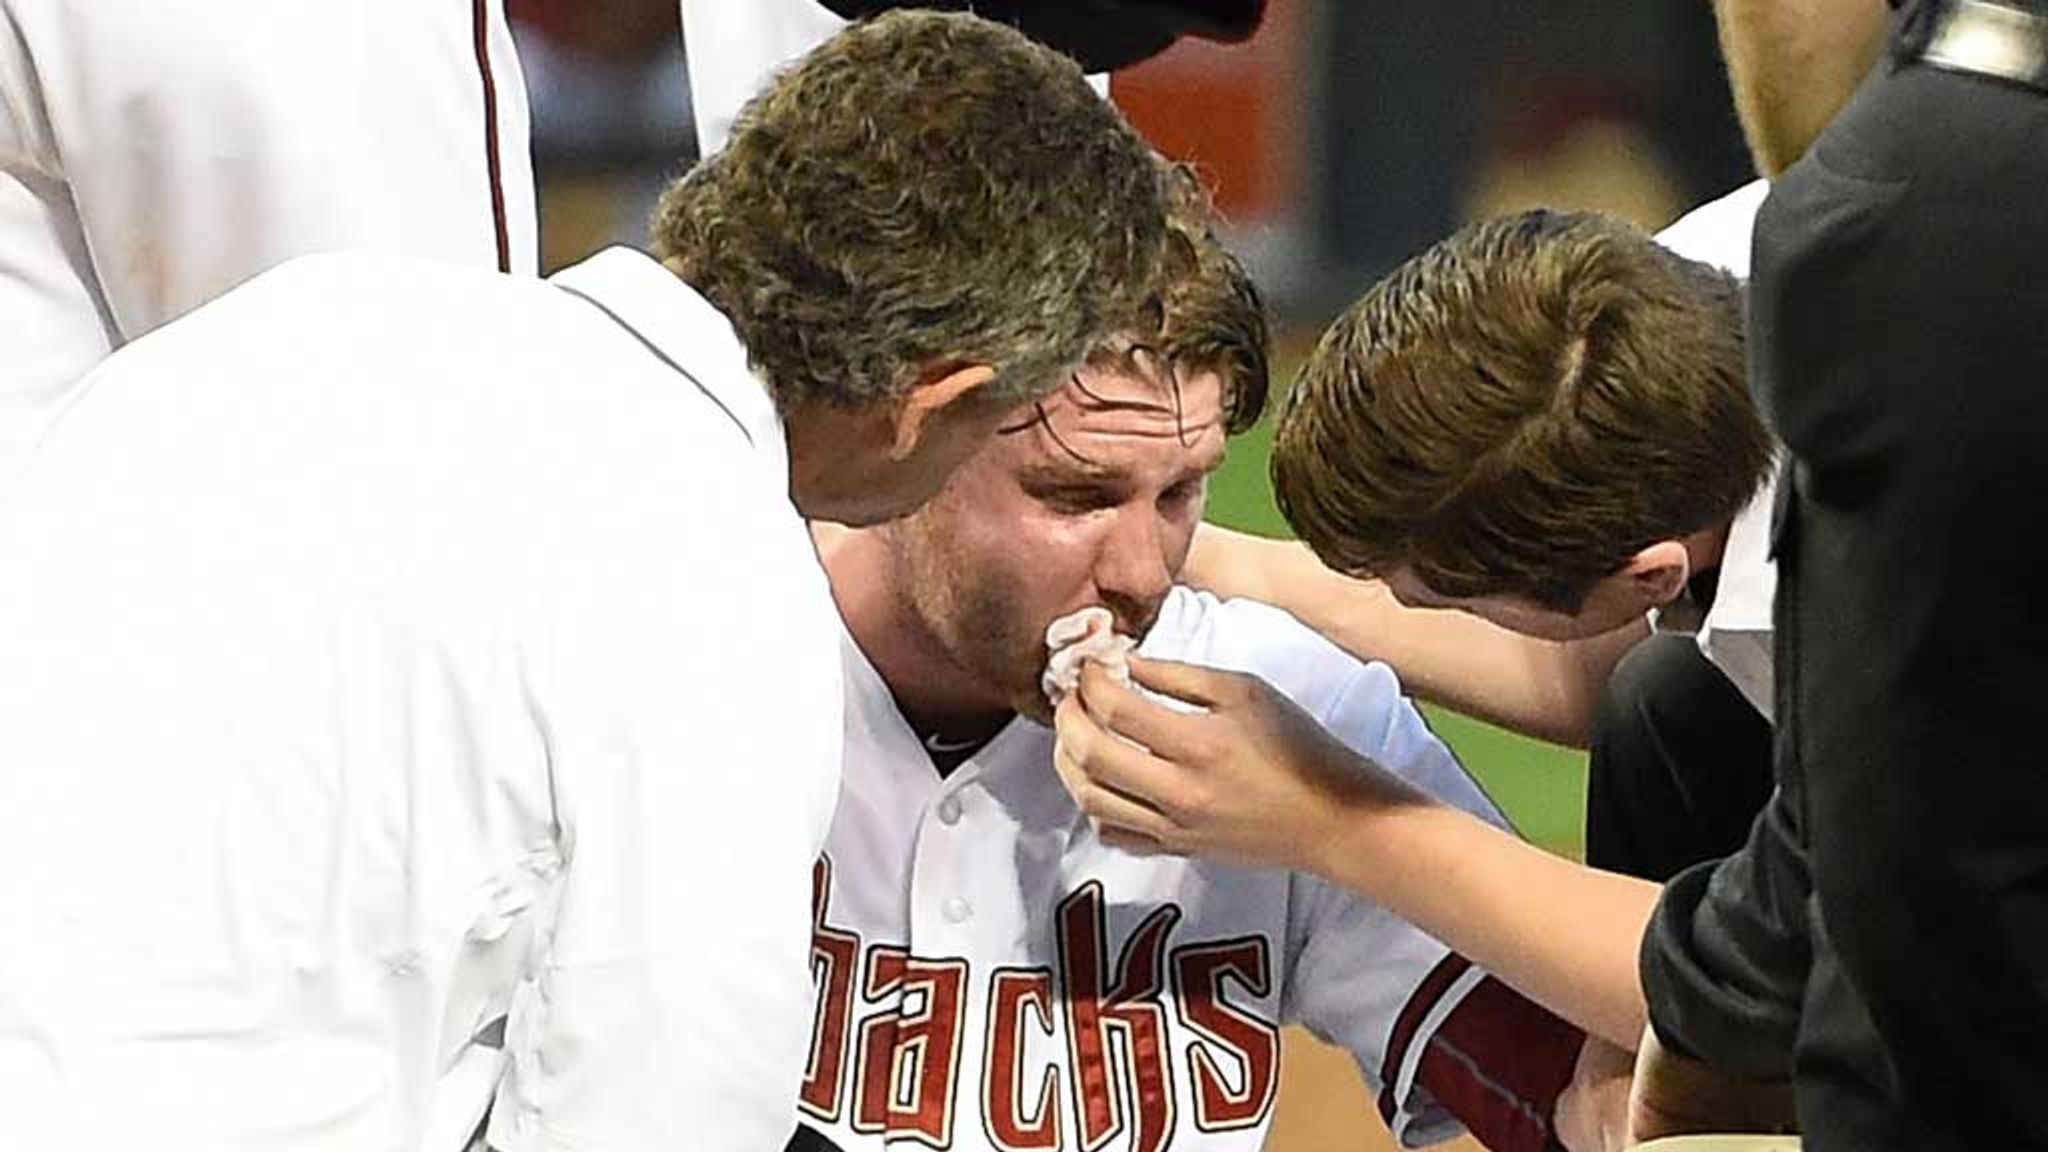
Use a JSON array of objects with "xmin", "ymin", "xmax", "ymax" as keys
[
  {"xmin": 650, "ymin": 10, "xmax": 1170, "ymax": 413},
  {"xmin": 1273, "ymin": 209, "xmax": 1771, "ymax": 611}
]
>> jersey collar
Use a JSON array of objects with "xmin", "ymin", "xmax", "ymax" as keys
[
  {"xmin": 1703, "ymin": 469, "xmax": 1777, "ymax": 635},
  {"xmin": 548, "ymin": 246, "xmax": 788, "ymax": 486}
]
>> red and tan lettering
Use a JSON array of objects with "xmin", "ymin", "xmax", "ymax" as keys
[
  {"xmin": 1058, "ymin": 882, "xmax": 1180, "ymax": 1152},
  {"xmin": 853, "ymin": 945, "xmax": 970, "ymax": 1147},
  {"xmin": 801, "ymin": 857, "xmax": 862, "ymax": 1122},
  {"xmin": 983, "ymin": 966, "xmax": 1061, "ymax": 1150},
  {"xmin": 1171, "ymin": 936, "xmax": 1279, "ymax": 1131}
]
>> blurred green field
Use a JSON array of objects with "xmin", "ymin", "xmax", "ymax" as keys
[{"xmin": 1204, "ymin": 411, "xmax": 1590, "ymax": 858}]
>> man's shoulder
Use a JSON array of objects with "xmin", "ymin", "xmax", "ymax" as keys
[
  {"xmin": 1145, "ymin": 586, "xmax": 1497, "ymax": 817},
  {"xmin": 1144, "ymin": 586, "xmax": 1409, "ymax": 726},
  {"xmin": 138, "ymin": 251, "xmax": 557, "ymax": 378},
  {"xmin": 1144, "ymin": 586, "xmax": 1355, "ymax": 673},
  {"xmin": 242, "ymin": 249, "xmax": 517, "ymax": 298}
]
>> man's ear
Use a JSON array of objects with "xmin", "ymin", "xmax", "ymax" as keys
[
  {"xmin": 1620, "ymin": 540, "xmax": 1692, "ymax": 609},
  {"xmin": 889, "ymin": 363, "xmax": 999, "ymax": 459}
]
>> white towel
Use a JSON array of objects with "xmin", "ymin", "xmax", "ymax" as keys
[{"xmin": 1040, "ymin": 606, "xmax": 1136, "ymax": 707}]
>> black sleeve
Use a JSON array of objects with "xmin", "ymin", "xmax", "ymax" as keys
[
  {"xmin": 816, "ymin": 0, "xmax": 1265, "ymax": 70},
  {"xmin": 1638, "ymin": 780, "xmax": 1810, "ymax": 1082}
]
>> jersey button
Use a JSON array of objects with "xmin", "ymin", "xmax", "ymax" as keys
[
  {"xmin": 942, "ymin": 896, "xmax": 973, "ymax": 923},
  {"xmin": 936, "ymin": 795, "xmax": 963, "ymax": 825}
]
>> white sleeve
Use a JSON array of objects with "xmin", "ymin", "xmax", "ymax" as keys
[
  {"xmin": 0, "ymin": 7, "xmax": 49, "ymax": 176},
  {"xmin": 1, "ymin": 0, "xmax": 534, "ymax": 503},
  {"xmin": 0, "ymin": 2, "xmax": 118, "ymax": 496},
  {"xmin": 682, "ymin": 0, "xmax": 846, "ymax": 158},
  {"xmin": 1156, "ymin": 597, "xmax": 1580, "ymax": 1147},
  {"xmin": 1327, "ymin": 661, "xmax": 1509, "ymax": 829},
  {"xmin": 1281, "ymin": 664, "xmax": 1580, "ymax": 1152},
  {"xmin": 488, "ymin": 464, "xmax": 841, "ymax": 1151},
  {"xmin": 1278, "ymin": 663, "xmax": 1483, "ymax": 1146},
  {"xmin": 21, "ymin": 0, "xmax": 533, "ymax": 345}
]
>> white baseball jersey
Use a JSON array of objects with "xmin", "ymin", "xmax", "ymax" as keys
[
  {"xmin": 802, "ymin": 588, "xmax": 1586, "ymax": 1152},
  {"xmin": 0, "ymin": 0, "xmax": 537, "ymax": 506},
  {"xmin": 0, "ymin": 248, "xmax": 838, "ymax": 1152}
]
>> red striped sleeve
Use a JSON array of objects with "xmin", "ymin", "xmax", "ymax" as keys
[{"xmin": 1380, "ymin": 956, "xmax": 1584, "ymax": 1152}]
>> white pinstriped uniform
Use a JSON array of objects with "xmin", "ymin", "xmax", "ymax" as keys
[{"xmin": 802, "ymin": 587, "xmax": 1583, "ymax": 1152}]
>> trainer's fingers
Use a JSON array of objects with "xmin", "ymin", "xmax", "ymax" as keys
[
  {"xmin": 1054, "ymin": 706, "xmax": 1180, "ymax": 841},
  {"xmin": 1125, "ymin": 655, "xmax": 1250, "ymax": 709},
  {"xmin": 1050, "ymin": 696, "xmax": 1104, "ymax": 800},
  {"xmin": 1069, "ymin": 775, "xmax": 1180, "ymax": 842},
  {"xmin": 1098, "ymin": 825, "xmax": 1175, "ymax": 858},
  {"xmin": 1054, "ymin": 693, "xmax": 1193, "ymax": 808},
  {"xmin": 1074, "ymin": 660, "xmax": 1215, "ymax": 762}
]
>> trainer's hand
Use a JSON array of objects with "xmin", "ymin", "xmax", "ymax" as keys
[
  {"xmin": 1626, "ymin": 1026, "xmax": 1797, "ymax": 1144},
  {"xmin": 1051, "ymin": 655, "xmax": 1423, "ymax": 873},
  {"xmin": 1555, "ymin": 1038, "xmax": 1634, "ymax": 1152}
]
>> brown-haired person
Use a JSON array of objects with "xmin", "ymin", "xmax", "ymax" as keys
[
  {"xmin": 0, "ymin": 12, "xmax": 1174, "ymax": 1152},
  {"xmin": 1044, "ymin": 202, "xmax": 1806, "ymax": 1130},
  {"xmin": 1176, "ymin": 199, "xmax": 1781, "ymax": 889},
  {"xmin": 1278, "ymin": 206, "xmax": 1779, "ymax": 885}
]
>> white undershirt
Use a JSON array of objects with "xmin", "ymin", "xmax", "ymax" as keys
[{"xmin": 1650, "ymin": 179, "xmax": 1779, "ymax": 720}]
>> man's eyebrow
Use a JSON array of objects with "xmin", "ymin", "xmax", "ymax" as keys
[{"xmin": 1015, "ymin": 461, "xmax": 1140, "ymax": 490}]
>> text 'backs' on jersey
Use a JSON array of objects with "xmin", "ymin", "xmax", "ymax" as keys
[{"xmin": 802, "ymin": 587, "xmax": 1585, "ymax": 1152}]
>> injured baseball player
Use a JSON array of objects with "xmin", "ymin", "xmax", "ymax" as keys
[{"xmin": 806, "ymin": 176, "xmax": 1616, "ymax": 1152}]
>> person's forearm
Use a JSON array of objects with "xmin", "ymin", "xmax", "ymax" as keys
[
  {"xmin": 1311, "ymin": 793, "xmax": 1656, "ymax": 1050},
  {"xmin": 1186, "ymin": 525, "xmax": 1638, "ymax": 746},
  {"xmin": 1714, "ymin": 0, "xmax": 1888, "ymax": 175}
]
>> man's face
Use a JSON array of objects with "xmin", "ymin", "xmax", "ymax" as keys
[{"xmin": 878, "ymin": 359, "xmax": 1228, "ymax": 722}]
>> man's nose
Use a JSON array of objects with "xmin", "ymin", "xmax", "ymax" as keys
[{"xmin": 1095, "ymin": 509, "xmax": 1174, "ymax": 618}]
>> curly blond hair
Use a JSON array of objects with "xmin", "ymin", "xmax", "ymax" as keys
[{"xmin": 652, "ymin": 11, "xmax": 1171, "ymax": 413}]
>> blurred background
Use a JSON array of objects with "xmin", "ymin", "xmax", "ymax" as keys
[
  {"xmin": 508, "ymin": 0, "xmax": 1751, "ymax": 322},
  {"xmin": 506, "ymin": 3, "xmax": 1756, "ymax": 1146}
]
